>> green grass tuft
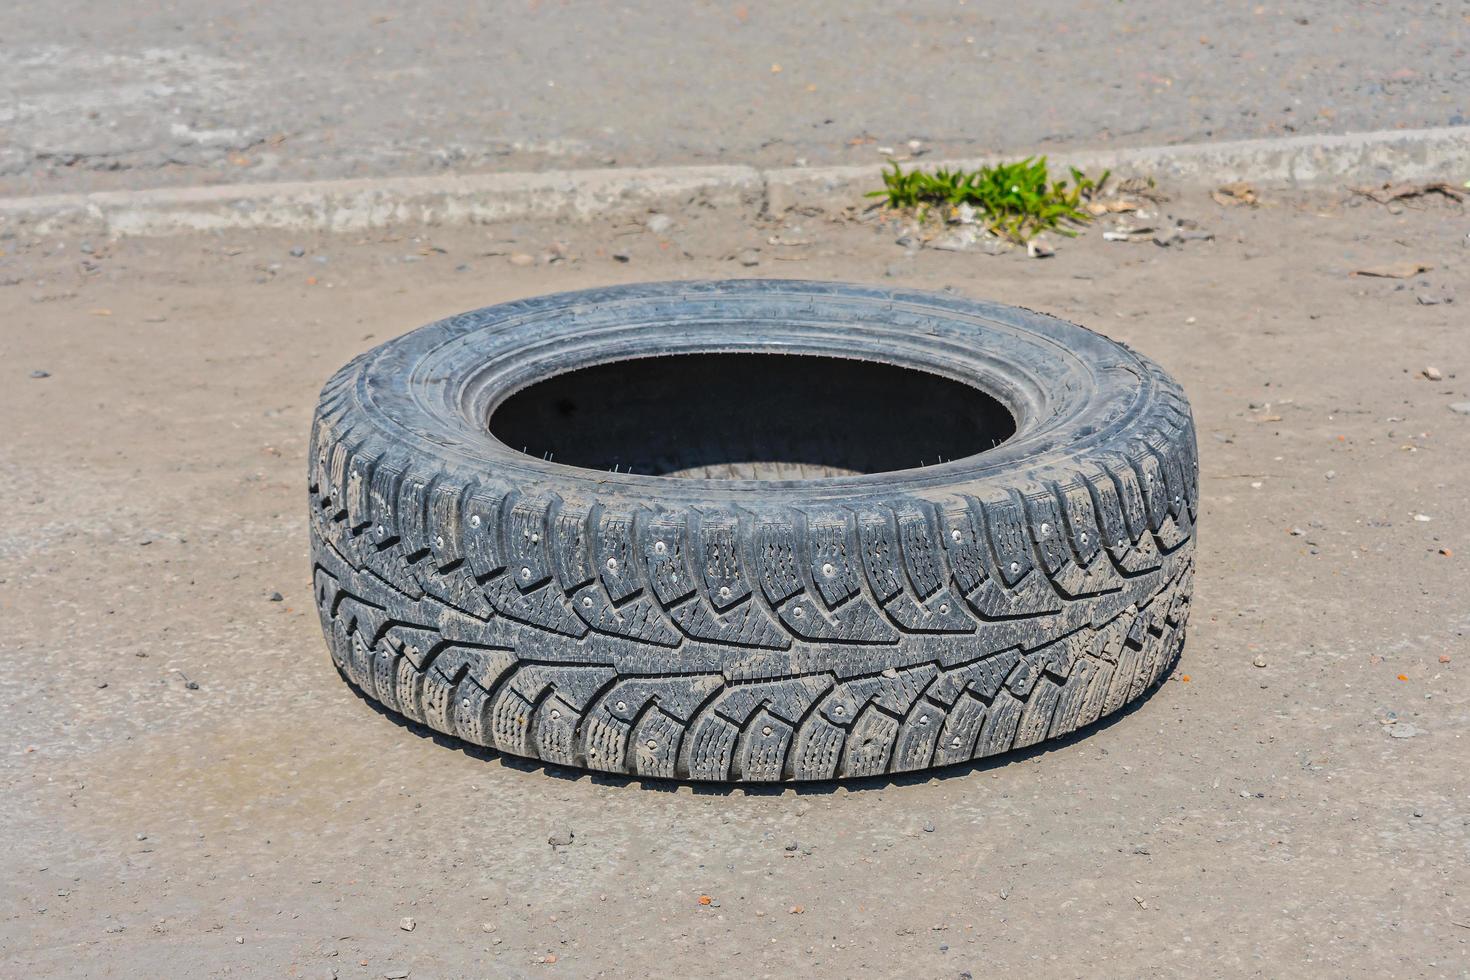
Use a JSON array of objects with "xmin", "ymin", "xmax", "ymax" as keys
[{"xmin": 866, "ymin": 157, "xmax": 1109, "ymax": 243}]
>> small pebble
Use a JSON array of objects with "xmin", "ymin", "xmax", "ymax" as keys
[
  {"xmin": 30, "ymin": 369, "xmax": 51, "ymax": 379},
  {"xmin": 1413, "ymin": 514, "xmax": 1432, "ymax": 522},
  {"xmin": 923, "ymin": 820, "xmax": 936, "ymax": 833},
  {"xmin": 1422, "ymin": 366, "xmax": 1443, "ymax": 381},
  {"xmin": 507, "ymin": 253, "xmax": 535, "ymax": 266},
  {"xmin": 611, "ymin": 251, "xmax": 631, "ymax": 263},
  {"xmin": 268, "ymin": 592, "xmax": 283, "ymax": 602},
  {"xmin": 737, "ymin": 248, "xmax": 760, "ymax": 267},
  {"xmin": 1252, "ymin": 655, "xmax": 1267, "ymax": 668},
  {"xmin": 289, "ymin": 246, "xmax": 306, "ymax": 258},
  {"xmin": 1449, "ymin": 402, "xmax": 1470, "ymax": 416},
  {"xmin": 646, "ymin": 213, "xmax": 673, "ymax": 234},
  {"xmin": 547, "ymin": 827, "xmax": 574, "ymax": 847},
  {"xmin": 398, "ymin": 916, "xmax": 415, "ymax": 932}
]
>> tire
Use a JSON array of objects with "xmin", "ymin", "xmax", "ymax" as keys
[{"xmin": 308, "ymin": 280, "xmax": 1197, "ymax": 782}]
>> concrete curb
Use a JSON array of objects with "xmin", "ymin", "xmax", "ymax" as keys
[{"xmin": 3, "ymin": 126, "xmax": 1466, "ymax": 238}]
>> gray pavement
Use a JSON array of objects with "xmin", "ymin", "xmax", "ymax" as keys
[{"xmin": 3, "ymin": 0, "xmax": 1466, "ymax": 195}]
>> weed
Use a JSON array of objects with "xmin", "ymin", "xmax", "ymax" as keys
[{"xmin": 867, "ymin": 157, "xmax": 1109, "ymax": 242}]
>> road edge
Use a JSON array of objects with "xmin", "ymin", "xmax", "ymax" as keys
[{"xmin": 3, "ymin": 126, "xmax": 1466, "ymax": 238}]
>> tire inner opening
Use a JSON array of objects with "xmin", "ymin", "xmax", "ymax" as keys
[{"xmin": 488, "ymin": 353, "xmax": 1017, "ymax": 479}]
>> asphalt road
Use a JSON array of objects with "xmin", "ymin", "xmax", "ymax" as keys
[{"xmin": 3, "ymin": 0, "xmax": 1466, "ymax": 194}]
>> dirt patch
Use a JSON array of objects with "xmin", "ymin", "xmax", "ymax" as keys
[{"xmin": 1, "ymin": 186, "xmax": 1466, "ymax": 975}]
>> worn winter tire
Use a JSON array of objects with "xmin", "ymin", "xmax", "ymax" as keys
[{"xmin": 309, "ymin": 280, "xmax": 1197, "ymax": 782}]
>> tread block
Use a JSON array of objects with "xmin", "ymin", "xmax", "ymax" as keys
[
  {"xmin": 737, "ymin": 709, "xmax": 794, "ymax": 782},
  {"xmin": 754, "ymin": 517, "xmax": 804, "ymax": 605},
  {"xmin": 698, "ymin": 513, "xmax": 753, "ymax": 609},
  {"xmin": 790, "ymin": 715, "xmax": 846, "ymax": 780},
  {"xmin": 685, "ymin": 713, "xmax": 739, "ymax": 780},
  {"xmin": 891, "ymin": 700, "xmax": 944, "ymax": 772},
  {"xmin": 394, "ymin": 475, "xmax": 434, "ymax": 556},
  {"xmin": 1055, "ymin": 482, "xmax": 1103, "ymax": 567},
  {"xmin": 809, "ymin": 515, "xmax": 862, "ymax": 607},
  {"xmin": 670, "ymin": 597, "xmax": 790, "ymax": 649},
  {"xmin": 570, "ymin": 584, "xmax": 682, "ymax": 646},
  {"xmin": 932, "ymin": 695, "xmax": 989, "ymax": 766},
  {"xmin": 984, "ymin": 495, "xmax": 1035, "ymax": 586},
  {"xmin": 632, "ymin": 709, "xmax": 685, "ymax": 778},
  {"xmin": 370, "ymin": 644, "xmax": 401, "ymax": 713},
  {"xmin": 450, "ymin": 679, "xmax": 494, "ymax": 747},
  {"xmin": 550, "ymin": 504, "xmax": 596, "ymax": 590},
  {"xmin": 366, "ymin": 458, "xmax": 407, "ymax": 550},
  {"xmin": 461, "ymin": 487, "xmax": 506, "ymax": 579},
  {"xmin": 776, "ymin": 592, "xmax": 899, "ymax": 643},
  {"xmin": 965, "ymin": 570, "xmax": 1064, "ymax": 617},
  {"xmin": 395, "ymin": 655, "xmax": 428, "ymax": 724},
  {"xmin": 1013, "ymin": 677, "xmax": 1062, "ymax": 748},
  {"xmin": 1085, "ymin": 467, "xmax": 1133, "ymax": 563},
  {"xmin": 856, "ymin": 510, "xmax": 905, "ymax": 602},
  {"xmin": 839, "ymin": 705, "xmax": 899, "ymax": 777},
  {"xmin": 1108, "ymin": 461, "xmax": 1152, "ymax": 545},
  {"xmin": 594, "ymin": 514, "xmax": 643, "ymax": 603},
  {"xmin": 582, "ymin": 714, "xmax": 630, "ymax": 773},
  {"xmin": 1133, "ymin": 450, "xmax": 1170, "ymax": 533},
  {"xmin": 940, "ymin": 502, "xmax": 991, "ymax": 594},
  {"xmin": 1022, "ymin": 492, "xmax": 1070, "ymax": 576},
  {"xmin": 490, "ymin": 687, "xmax": 537, "ymax": 756},
  {"xmin": 896, "ymin": 505, "xmax": 947, "ymax": 599},
  {"xmin": 535, "ymin": 695, "xmax": 582, "ymax": 766},
  {"xmin": 344, "ymin": 445, "xmax": 378, "ymax": 533},
  {"xmin": 506, "ymin": 497, "xmax": 553, "ymax": 590},
  {"xmin": 643, "ymin": 515, "xmax": 696, "ymax": 604},
  {"xmin": 880, "ymin": 587, "xmax": 976, "ymax": 633},
  {"xmin": 976, "ymin": 689, "xmax": 1024, "ymax": 756}
]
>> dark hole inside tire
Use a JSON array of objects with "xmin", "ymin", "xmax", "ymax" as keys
[{"xmin": 489, "ymin": 353, "xmax": 1016, "ymax": 479}]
